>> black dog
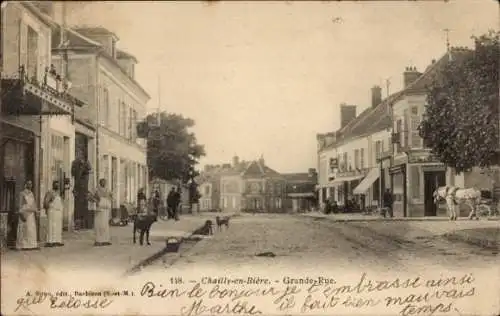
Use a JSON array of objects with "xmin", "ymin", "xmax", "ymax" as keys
[
  {"xmin": 132, "ymin": 214, "xmax": 157, "ymax": 245},
  {"xmin": 215, "ymin": 216, "xmax": 230, "ymax": 231},
  {"xmin": 192, "ymin": 220, "xmax": 214, "ymax": 236}
]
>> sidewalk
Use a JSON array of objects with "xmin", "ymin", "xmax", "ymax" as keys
[
  {"xmin": 300, "ymin": 211, "xmax": 500, "ymax": 222},
  {"xmin": 1, "ymin": 214, "xmax": 211, "ymax": 272}
]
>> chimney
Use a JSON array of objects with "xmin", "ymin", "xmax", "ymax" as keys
[
  {"xmin": 340, "ymin": 104, "xmax": 357, "ymax": 128},
  {"xmin": 232, "ymin": 155, "xmax": 239, "ymax": 167},
  {"xmin": 403, "ymin": 66, "xmax": 422, "ymax": 88},
  {"xmin": 371, "ymin": 85, "xmax": 382, "ymax": 108},
  {"xmin": 258, "ymin": 155, "xmax": 265, "ymax": 166},
  {"xmin": 308, "ymin": 168, "xmax": 316, "ymax": 177}
]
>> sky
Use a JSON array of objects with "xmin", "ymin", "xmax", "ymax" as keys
[{"xmin": 61, "ymin": 0, "xmax": 498, "ymax": 173}]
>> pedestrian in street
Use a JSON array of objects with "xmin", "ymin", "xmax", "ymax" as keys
[
  {"xmin": 166, "ymin": 187, "xmax": 176, "ymax": 220},
  {"xmin": 137, "ymin": 187, "xmax": 147, "ymax": 208},
  {"xmin": 150, "ymin": 189, "xmax": 161, "ymax": 221},
  {"xmin": 43, "ymin": 180, "xmax": 64, "ymax": 247},
  {"xmin": 91, "ymin": 178, "xmax": 113, "ymax": 246},
  {"xmin": 383, "ymin": 188, "xmax": 394, "ymax": 218},
  {"xmin": 173, "ymin": 187, "xmax": 182, "ymax": 220},
  {"xmin": 16, "ymin": 180, "xmax": 39, "ymax": 251}
]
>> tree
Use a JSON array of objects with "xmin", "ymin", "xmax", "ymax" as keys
[
  {"xmin": 418, "ymin": 30, "xmax": 499, "ymax": 174},
  {"xmin": 145, "ymin": 112, "xmax": 206, "ymax": 183}
]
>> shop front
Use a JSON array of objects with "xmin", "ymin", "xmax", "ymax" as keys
[{"xmin": 1, "ymin": 66, "xmax": 82, "ymax": 248}]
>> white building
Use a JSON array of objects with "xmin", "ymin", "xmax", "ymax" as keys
[
  {"xmin": 52, "ymin": 26, "xmax": 150, "ymax": 211},
  {"xmin": 317, "ymin": 87, "xmax": 393, "ymax": 210}
]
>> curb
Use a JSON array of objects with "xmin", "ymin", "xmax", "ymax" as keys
[
  {"xmin": 300, "ymin": 214, "xmax": 500, "ymax": 223},
  {"xmin": 124, "ymin": 214, "xmax": 237, "ymax": 275}
]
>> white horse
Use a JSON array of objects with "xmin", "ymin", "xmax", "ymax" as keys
[{"xmin": 433, "ymin": 186, "xmax": 482, "ymax": 220}]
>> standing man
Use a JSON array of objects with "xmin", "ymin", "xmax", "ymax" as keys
[
  {"xmin": 383, "ymin": 188, "xmax": 394, "ymax": 218},
  {"xmin": 166, "ymin": 187, "xmax": 176, "ymax": 220},
  {"xmin": 173, "ymin": 187, "xmax": 182, "ymax": 220}
]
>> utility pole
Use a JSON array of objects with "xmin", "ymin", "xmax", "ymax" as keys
[
  {"xmin": 385, "ymin": 78, "xmax": 391, "ymax": 98},
  {"xmin": 443, "ymin": 28, "xmax": 452, "ymax": 61},
  {"xmin": 157, "ymin": 74, "xmax": 162, "ymax": 126}
]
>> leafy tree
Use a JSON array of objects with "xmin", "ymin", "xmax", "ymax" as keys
[
  {"xmin": 145, "ymin": 112, "xmax": 206, "ymax": 183},
  {"xmin": 418, "ymin": 31, "xmax": 499, "ymax": 174}
]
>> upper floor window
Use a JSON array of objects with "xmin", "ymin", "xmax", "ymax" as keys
[
  {"xmin": 375, "ymin": 140, "xmax": 382, "ymax": 160},
  {"xmin": 100, "ymin": 87, "xmax": 109, "ymax": 126},
  {"xmin": 354, "ymin": 149, "xmax": 360, "ymax": 169},
  {"xmin": 26, "ymin": 26, "xmax": 38, "ymax": 80},
  {"xmin": 342, "ymin": 152, "xmax": 348, "ymax": 170},
  {"xmin": 360, "ymin": 148, "xmax": 365, "ymax": 169},
  {"xmin": 204, "ymin": 185, "xmax": 210, "ymax": 196}
]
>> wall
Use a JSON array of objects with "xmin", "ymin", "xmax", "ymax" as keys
[
  {"xmin": 220, "ymin": 175, "xmax": 242, "ymax": 211},
  {"xmin": 1, "ymin": 3, "xmax": 51, "ymax": 80}
]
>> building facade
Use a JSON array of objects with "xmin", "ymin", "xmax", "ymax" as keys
[
  {"xmin": 283, "ymin": 169, "xmax": 318, "ymax": 212},
  {"xmin": 1, "ymin": 2, "xmax": 84, "ymax": 245},
  {"xmin": 52, "ymin": 26, "xmax": 150, "ymax": 215}
]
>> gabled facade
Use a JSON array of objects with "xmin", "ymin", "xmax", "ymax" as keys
[{"xmin": 201, "ymin": 156, "xmax": 286, "ymax": 213}]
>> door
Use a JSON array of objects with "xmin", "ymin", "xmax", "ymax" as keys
[
  {"xmin": 424, "ymin": 171, "xmax": 446, "ymax": 216},
  {"xmin": 74, "ymin": 133, "xmax": 89, "ymax": 229}
]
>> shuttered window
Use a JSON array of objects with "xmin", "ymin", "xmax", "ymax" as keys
[
  {"xmin": 360, "ymin": 148, "xmax": 365, "ymax": 169},
  {"xmin": 403, "ymin": 109, "xmax": 409, "ymax": 149},
  {"xmin": 411, "ymin": 115, "xmax": 423, "ymax": 148}
]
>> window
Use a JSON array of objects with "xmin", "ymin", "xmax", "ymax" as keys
[
  {"xmin": 204, "ymin": 185, "xmax": 210, "ymax": 196},
  {"xmin": 354, "ymin": 149, "xmax": 360, "ymax": 169},
  {"xmin": 131, "ymin": 109, "xmax": 138, "ymax": 141},
  {"xmin": 50, "ymin": 135, "xmax": 64, "ymax": 189},
  {"xmin": 403, "ymin": 109, "xmax": 409, "ymax": 149},
  {"xmin": 128, "ymin": 107, "xmax": 133, "ymax": 140},
  {"xmin": 411, "ymin": 115, "xmax": 423, "ymax": 148},
  {"xmin": 343, "ymin": 152, "xmax": 348, "ymax": 171},
  {"xmin": 276, "ymin": 198, "xmax": 282, "ymax": 209},
  {"xmin": 100, "ymin": 87, "xmax": 109, "ymax": 126},
  {"xmin": 396, "ymin": 119, "xmax": 403, "ymax": 153},
  {"xmin": 375, "ymin": 141, "xmax": 382, "ymax": 160},
  {"xmin": 119, "ymin": 102, "xmax": 127, "ymax": 137},
  {"xmin": 411, "ymin": 106, "xmax": 418, "ymax": 115},
  {"xmin": 360, "ymin": 148, "xmax": 365, "ymax": 169},
  {"xmin": 232, "ymin": 196, "xmax": 236, "ymax": 208},
  {"xmin": 411, "ymin": 166, "xmax": 420, "ymax": 199},
  {"xmin": 26, "ymin": 26, "xmax": 39, "ymax": 80}
]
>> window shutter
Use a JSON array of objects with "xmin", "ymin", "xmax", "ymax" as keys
[
  {"xmin": 403, "ymin": 109, "xmax": 409, "ymax": 149},
  {"xmin": 411, "ymin": 115, "xmax": 423, "ymax": 148}
]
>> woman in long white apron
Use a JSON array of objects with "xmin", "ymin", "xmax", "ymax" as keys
[
  {"xmin": 43, "ymin": 181, "xmax": 64, "ymax": 247},
  {"xmin": 91, "ymin": 178, "xmax": 112, "ymax": 246},
  {"xmin": 16, "ymin": 180, "xmax": 39, "ymax": 250}
]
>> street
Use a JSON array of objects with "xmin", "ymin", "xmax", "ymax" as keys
[{"xmin": 147, "ymin": 214, "xmax": 499, "ymax": 274}]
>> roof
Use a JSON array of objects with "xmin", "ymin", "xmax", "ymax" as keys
[
  {"xmin": 51, "ymin": 27, "xmax": 151, "ymax": 100},
  {"xmin": 282, "ymin": 173, "xmax": 315, "ymax": 182},
  {"xmin": 21, "ymin": 2, "xmax": 57, "ymax": 29},
  {"xmin": 321, "ymin": 48, "xmax": 472, "ymax": 150},
  {"xmin": 72, "ymin": 26, "xmax": 120, "ymax": 42},
  {"xmin": 117, "ymin": 49, "xmax": 138, "ymax": 63},
  {"xmin": 52, "ymin": 27, "xmax": 103, "ymax": 49}
]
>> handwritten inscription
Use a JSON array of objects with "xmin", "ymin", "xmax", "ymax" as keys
[
  {"xmin": 139, "ymin": 273, "xmax": 477, "ymax": 316},
  {"xmin": 11, "ymin": 273, "xmax": 478, "ymax": 315}
]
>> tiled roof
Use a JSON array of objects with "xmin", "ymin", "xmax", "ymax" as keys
[
  {"xmin": 52, "ymin": 27, "xmax": 102, "ymax": 49},
  {"xmin": 328, "ymin": 48, "xmax": 472, "ymax": 147}
]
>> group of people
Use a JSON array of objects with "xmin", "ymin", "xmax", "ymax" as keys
[
  {"xmin": 136, "ymin": 186, "xmax": 183, "ymax": 221},
  {"xmin": 321, "ymin": 188, "xmax": 394, "ymax": 217},
  {"xmin": 13, "ymin": 178, "xmax": 115, "ymax": 251}
]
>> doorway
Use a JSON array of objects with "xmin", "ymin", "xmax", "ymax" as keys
[
  {"xmin": 74, "ymin": 133, "xmax": 89, "ymax": 229},
  {"xmin": 424, "ymin": 171, "xmax": 446, "ymax": 216}
]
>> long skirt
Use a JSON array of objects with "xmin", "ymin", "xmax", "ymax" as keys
[
  {"xmin": 16, "ymin": 212, "xmax": 38, "ymax": 249},
  {"xmin": 47, "ymin": 209, "xmax": 63, "ymax": 244},
  {"xmin": 94, "ymin": 208, "xmax": 111, "ymax": 243}
]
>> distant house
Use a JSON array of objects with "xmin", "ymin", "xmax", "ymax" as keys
[
  {"xmin": 200, "ymin": 155, "xmax": 286, "ymax": 213},
  {"xmin": 283, "ymin": 169, "xmax": 318, "ymax": 212}
]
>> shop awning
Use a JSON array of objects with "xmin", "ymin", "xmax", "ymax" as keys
[
  {"xmin": 330, "ymin": 174, "xmax": 364, "ymax": 184},
  {"xmin": 1, "ymin": 76, "xmax": 83, "ymax": 116},
  {"xmin": 353, "ymin": 168, "xmax": 380, "ymax": 195}
]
